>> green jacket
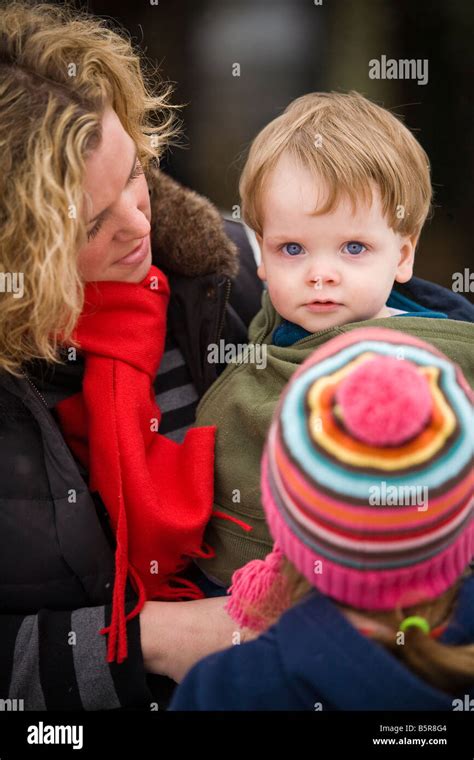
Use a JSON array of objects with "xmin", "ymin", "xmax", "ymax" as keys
[{"xmin": 195, "ymin": 291, "xmax": 474, "ymax": 587}]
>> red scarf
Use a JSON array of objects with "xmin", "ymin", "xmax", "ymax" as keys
[{"xmin": 55, "ymin": 264, "xmax": 216, "ymax": 664}]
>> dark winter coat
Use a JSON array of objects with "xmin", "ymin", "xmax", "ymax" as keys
[{"xmin": 0, "ymin": 168, "xmax": 261, "ymax": 711}]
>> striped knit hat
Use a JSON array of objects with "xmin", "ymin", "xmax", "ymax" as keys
[{"xmin": 226, "ymin": 327, "xmax": 473, "ymax": 629}]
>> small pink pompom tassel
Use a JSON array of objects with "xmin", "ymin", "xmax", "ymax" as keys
[{"xmin": 225, "ymin": 545, "xmax": 291, "ymax": 632}]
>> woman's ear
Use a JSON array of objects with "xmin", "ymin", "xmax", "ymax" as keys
[
  {"xmin": 395, "ymin": 233, "xmax": 417, "ymax": 284},
  {"xmin": 256, "ymin": 234, "xmax": 266, "ymax": 281}
]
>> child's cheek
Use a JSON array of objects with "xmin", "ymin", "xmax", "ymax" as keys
[{"xmin": 266, "ymin": 276, "xmax": 287, "ymax": 314}]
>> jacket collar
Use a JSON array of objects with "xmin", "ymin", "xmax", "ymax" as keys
[{"xmin": 250, "ymin": 287, "xmax": 471, "ymax": 347}]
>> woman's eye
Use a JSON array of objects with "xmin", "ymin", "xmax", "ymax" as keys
[
  {"xmin": 85, "ymin": 160, "xmax": 143, "ymax": 242},
  {"xmin": 87, "ymin": 219, "xmax": 102, "ymax": 241},
  {"xmin": 282, "ymin": 242, "xmax": 304, "ymax": 256},
  {"xmin": 344, "ymin": 241, "xmax": 366, "ymax": 255}
]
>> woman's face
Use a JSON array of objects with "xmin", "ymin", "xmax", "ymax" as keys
[{"xmin": 78, "ymin": 106, "xmax": 153, "ymax": 283}]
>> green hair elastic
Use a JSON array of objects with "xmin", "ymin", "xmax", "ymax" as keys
[{"xmin": 399, "ymin": 616, "xmax": 430, "ymax": 635}]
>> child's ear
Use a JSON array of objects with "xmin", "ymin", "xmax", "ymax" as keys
[
  {"xmin": 256, "ymin": 234, "xmax": 266, "ymax": 281},
  {"xmin": 395, "ymin": 233, "xmax": 417, "ymax": 284}
]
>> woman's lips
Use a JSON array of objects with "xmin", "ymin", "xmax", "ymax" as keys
[
  {"xmin": 114, "ymin": 235, "xmax": 150, "ymax": 266},
  {"xmin": 305, "ymin": 300, "xmax": 342, "ymax": 313}
]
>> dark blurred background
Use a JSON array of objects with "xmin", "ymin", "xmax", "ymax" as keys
[{"xmin": 82, "ymin": 0, "xmax": 472, "ymax": 294}]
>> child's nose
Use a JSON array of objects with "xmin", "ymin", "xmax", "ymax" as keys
[{"xmin": 307, "ymin": 261, "xmax": 341, "ymax": 288}]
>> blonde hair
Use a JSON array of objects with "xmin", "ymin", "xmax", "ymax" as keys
[
  {"xmin": 243, "ymin": 557, "xmax": 474, "ymax": 697},
  {"xmin": 239, "ymin": 91, "xmax": 432, "ymax": 240},
  {"xmin": 0, "ymin": 1, "xmax": 180, "ymax": 376}
]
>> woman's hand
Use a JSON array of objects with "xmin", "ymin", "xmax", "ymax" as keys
[{"xmin": 139, "ymin": 595, "xmax": 259, "ymax": 683}]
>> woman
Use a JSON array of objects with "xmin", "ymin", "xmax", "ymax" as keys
[{"xmin": 0, "ymin": 1, "xmax": 261, "ymax": 710}]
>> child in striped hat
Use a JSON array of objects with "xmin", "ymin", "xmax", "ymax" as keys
[{"xmin": 170, "ymin": 328, "xmax": 474, "ymax": 710}]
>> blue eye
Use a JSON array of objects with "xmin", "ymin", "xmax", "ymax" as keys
[
  {"xmin": 282, "ymin": 242, "xmax": 303, "ymax": 256},
  {"xmin": 344, "ymin": 241, "xmax": 366, "ymax": 255}
]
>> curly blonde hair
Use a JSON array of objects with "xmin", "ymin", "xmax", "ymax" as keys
[{"xmin": 0, "ymin": 1, "xmax": 180, "ymax": 376}]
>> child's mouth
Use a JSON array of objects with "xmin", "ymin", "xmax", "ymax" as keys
[{"xmin": 305, "ymin": 300, "xmax": 342, "ymax": 313}]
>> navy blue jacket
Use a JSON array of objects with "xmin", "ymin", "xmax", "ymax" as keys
[{"xmin": 170, "ymin": 574, "xmax": 474, "ymax": 711}]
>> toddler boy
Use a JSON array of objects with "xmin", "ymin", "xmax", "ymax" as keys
[{"xmin": 194, "ymin": 91, "xmax": 472, "ymax": 586}]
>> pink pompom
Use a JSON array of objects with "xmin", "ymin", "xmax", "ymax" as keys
[
  {"xmin": 335, "ymin": 356, "xmax": 432, "ymax": 446},
  {"xmin": 225, "ymin": 546, "xmax": 291, "ymax": 632}
]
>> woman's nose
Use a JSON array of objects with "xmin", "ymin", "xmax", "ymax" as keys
[{"xmin": 115, "ymin": 205, "xmax": 151, "ymax": 241}]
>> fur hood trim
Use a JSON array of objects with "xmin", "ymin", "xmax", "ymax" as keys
[{"xmin": 147, "ymin": 163, "xmax": 239, "ymax": 279}]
